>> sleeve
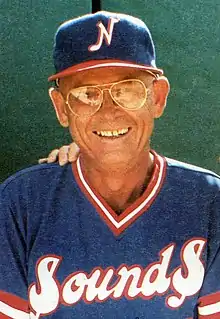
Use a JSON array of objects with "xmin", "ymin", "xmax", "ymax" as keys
[
  {"xmin": 195, "ymin": 192, "xmax": 220, "ymax": 319},
  {"xmin": 0, "ymin": 182, "xmax": 30, "ymax": 318}
]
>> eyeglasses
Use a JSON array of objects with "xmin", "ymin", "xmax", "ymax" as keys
[{"xmin": 65, "ymin": 79, "xmax": 152, "ymax": 117}]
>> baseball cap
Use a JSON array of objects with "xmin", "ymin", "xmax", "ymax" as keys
[{"xmin": 48, "ymin": 11, "xmax": 163, "ymax": 81}]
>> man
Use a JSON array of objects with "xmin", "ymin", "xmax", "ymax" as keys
[{"xmin": 0, "ymin": 11, "xmax": 220, "ymax": 319}]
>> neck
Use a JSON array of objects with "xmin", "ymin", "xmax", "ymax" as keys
[{"xmin": 79, "ymin": 150, "xmax": 154, "ymax": 213}]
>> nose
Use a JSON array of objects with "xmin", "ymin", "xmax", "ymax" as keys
[
  {"xmin": 95, "ymin": 89, "xmax": 123, "ymax": 120},
  {"xmin": 100, "ymin": 89, "xmax": 119, "ymax": 111}
]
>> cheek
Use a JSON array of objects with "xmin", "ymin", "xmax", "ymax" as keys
[
  {"xmin": 135, "ymin": 106, "xmax": 154, "ymax": 132},
  {"xmin": 68, "ymin": 114, "xmax": 90, "ymax": 145},
  {"xmin": 133, "ymin": 109, "xmax": 155, "ymax": 149},
  {"xmin": 67, "ymin": 114, "xmax": 80, "ymax": 141}
]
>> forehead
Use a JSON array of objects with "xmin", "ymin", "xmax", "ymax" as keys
[{"xmin": 58, "ymin": 66, "xmax": 154, "ymax": 89}]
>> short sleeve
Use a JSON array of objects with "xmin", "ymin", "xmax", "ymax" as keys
[
  {"xmin": 0, "ymin": 182, "xmax": 30, "ymax": 318},
  {"xmin": 196, "ymin": 192, "xmax": 220, "ymax": 319}
]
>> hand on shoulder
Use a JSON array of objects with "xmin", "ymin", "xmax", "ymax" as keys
[{"xmin": 38, "ymin": 142, "xmax": 80, "ymax": 166}]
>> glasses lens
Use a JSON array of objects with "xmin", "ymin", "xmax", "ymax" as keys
[
  {"xmin": 111, "ymin": 80, "xmax": 147, "ymax": 109},
  {"xmin": 67, "ymin": 87, "xmax": 101, "ymax": 116}
]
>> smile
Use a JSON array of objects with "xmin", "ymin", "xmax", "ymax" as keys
[{"xmin": 93, "ymin": 128, "xmax": 130, "ymax": 137}]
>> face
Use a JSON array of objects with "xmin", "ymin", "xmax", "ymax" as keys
[{"xmin": 50, "ymin": 67, "xmax": 169, "ymax": 169}]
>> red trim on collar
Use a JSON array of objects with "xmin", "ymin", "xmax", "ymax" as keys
[{"xmin": 72, "ymin": 150, "xmax": 167, "ymax": 236}]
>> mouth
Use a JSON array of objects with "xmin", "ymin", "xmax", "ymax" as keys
[{"xmin": 92, "ymin": 127, "xmax": 131, "ymax": 139}]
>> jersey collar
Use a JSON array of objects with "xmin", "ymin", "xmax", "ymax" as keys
[{"xmin": 72, "ymin": 150, "xmax": 167, "ymax": 236}]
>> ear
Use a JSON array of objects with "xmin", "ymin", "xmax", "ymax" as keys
[
  {"xmin": 48, "ymin": 87, "xmax": 69, "ymax": 127},
  {"xmin": 151, "ymin": 76, "xmax": 170, "ymax": 118}
]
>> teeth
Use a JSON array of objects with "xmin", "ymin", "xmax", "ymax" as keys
[{"xmin": 96, "ymin": 128, "xmax": 129, "ymax": 137}]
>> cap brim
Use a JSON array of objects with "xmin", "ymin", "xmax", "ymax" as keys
[{"xmin": 48, "ymin": 59, "xmax": 163, "ymax": 81}]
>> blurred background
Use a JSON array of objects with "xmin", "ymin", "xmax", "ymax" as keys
[{"xmin": 1, "ymin": 0, "xmax": 219, "ymax": 182}]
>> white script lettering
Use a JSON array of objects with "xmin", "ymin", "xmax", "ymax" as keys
[
  {"xmin": 28, "ymin": 238, "xmax": 206, "ymax": 316},
  {"xmin": 88, "ymin": 17, "xmax": 119, "ymax": 52}
]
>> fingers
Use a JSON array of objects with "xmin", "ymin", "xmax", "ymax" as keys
[
  {"xmin": 58, "ymin": 145, "xmax": 70, "ymax": 166},
  {"xmin": 38, "ymin": 158, "xmax": 48, "ymax": 164},
  {"xmin": 38, "ymin": 149, "xmax": 59, "ymax": 164},
  {"xmin": 47, "ymin": 149, "xmax": 60, "ymax": 163},
  {"xmin": 68, "ymin": 143, "xmax": 80, "ymax": 162},
  {"xmin": 38, "ymin": 143, "xmax": 80, "ymax": 166}
]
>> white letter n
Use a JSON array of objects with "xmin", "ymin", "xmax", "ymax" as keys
[{"xmin": 88, "ymin": 17, "xmax": 120, "ymax": 52}]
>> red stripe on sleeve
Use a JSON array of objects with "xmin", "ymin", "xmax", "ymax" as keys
[
  {"xmin": 197, "ymin": 291, "xmax": 220, "ymax": 318},
  {"xmin": 0, "ymin": 290, "xmax": 29, "ymax": 314},
  {"xmin": 198, "ymin": 291, "xmax": 220, "ymax": 307}
]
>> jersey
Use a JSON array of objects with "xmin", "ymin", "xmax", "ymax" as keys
[{"xmin": 0, "ymin": 150, "xmax": 220, "ymax": 319}]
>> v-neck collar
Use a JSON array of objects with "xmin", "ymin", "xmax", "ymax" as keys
[{"xmin": 72, "ymin": 150, "xmax": 167, "ymax": 236}]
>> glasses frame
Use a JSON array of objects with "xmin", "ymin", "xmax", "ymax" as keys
[{"xmin": 65, "ymin": 78, "xmax": 153, "ymax": 117}]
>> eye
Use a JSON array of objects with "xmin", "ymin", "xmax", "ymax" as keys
[
  {"xmin": 113, "ymin": 88, "xmax": 123, "ymax": 98},
  {"xmin": 69, "ymin": 87, "xmax": 101, "ymax": 106},
  {"xmin": 70, "ymin": 88, "xmax": 90, "ymax": 101}
]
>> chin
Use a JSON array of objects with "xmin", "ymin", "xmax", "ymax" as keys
[{"xmin": 94, "ymin": 151, "xmax": 134, "ymax": 170}]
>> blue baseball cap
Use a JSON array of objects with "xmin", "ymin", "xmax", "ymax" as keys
[{"xmin": 48, "ymin": 11, "xmax": 163, "ymax": 81}]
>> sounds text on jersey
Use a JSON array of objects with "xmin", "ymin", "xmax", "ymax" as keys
[{"xmin": 0, "ymin": 237, "xmax": 206, "ymax": 319}]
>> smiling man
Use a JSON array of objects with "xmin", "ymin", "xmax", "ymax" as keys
[
  {"xmin": 0, "ymin": 11, "xmax": 220, "ymax": 319},
  {"xmin": 49, "ymin": 65, "xmax": 168, "ymax": 214}
]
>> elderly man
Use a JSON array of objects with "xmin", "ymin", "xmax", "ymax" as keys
[{"xmin": 0, "ymin": 11, "xmax": 220, "ymax": 319}]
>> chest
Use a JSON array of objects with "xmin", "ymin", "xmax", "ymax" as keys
[{"xmin": 26, "ymin": 196, "xmax": 208, "ymax": 318}]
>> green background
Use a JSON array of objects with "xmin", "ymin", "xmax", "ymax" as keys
[{"xmin": 1, "ymin": 0, "xmax": 219, "ymax": 182}]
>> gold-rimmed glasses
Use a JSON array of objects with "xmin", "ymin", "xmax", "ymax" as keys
[{"xmin": 65, "ymin": 79, "xmax": 152, "ymax": 117}]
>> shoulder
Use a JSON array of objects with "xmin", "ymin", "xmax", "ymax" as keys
[
  {"xmin": 0, "ymin": 163, "xmax": 72, "ymax": 195},
  {"xmin": 165, "ymin": 156, "xmax": 220, "ymax": 180},
  {"xmin": 165, "ymin": 156, "xmax": 220, "ymax": 195}
]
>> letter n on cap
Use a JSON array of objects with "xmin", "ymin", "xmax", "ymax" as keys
[{"xmin": 88, "ymin": 17, "xmax": 119, "ymax": 52}]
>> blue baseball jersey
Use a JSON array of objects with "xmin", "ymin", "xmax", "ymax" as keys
[{"xmin": 0, "ymin": 150, "xmax": 220, "ymax": 319}]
